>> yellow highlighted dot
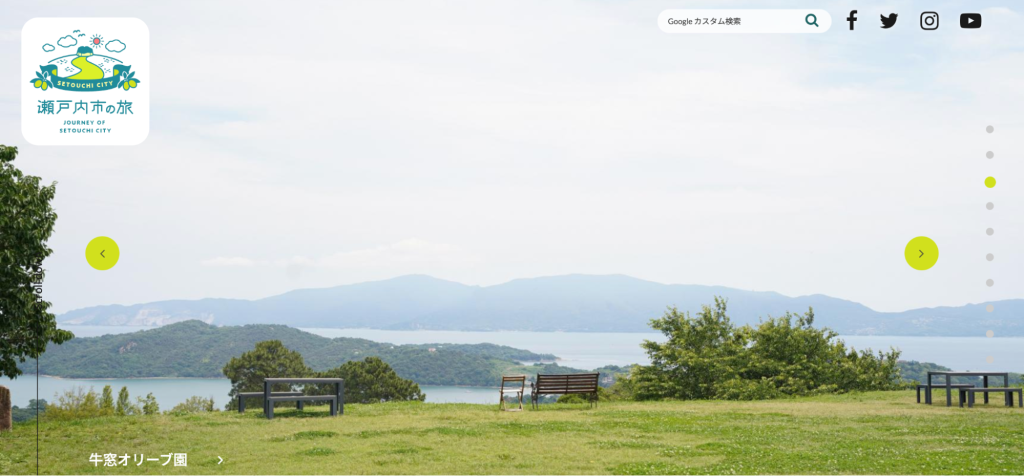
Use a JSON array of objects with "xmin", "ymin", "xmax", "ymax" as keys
[
  {"xmin": 985, "ymin": 177, "xmax": 996, "ymax": 188},
  {"xmin": 905, "ymin": 236, "xmax": 939, "ymax": 271},
  {"xmin": 85, "ymin": 236, "xmax": 120, "ymax": 271}
]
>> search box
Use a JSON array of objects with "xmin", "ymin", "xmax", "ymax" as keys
[{"xmin": 659, "ymin": 9, "xmax": 831, "ymax": 33}]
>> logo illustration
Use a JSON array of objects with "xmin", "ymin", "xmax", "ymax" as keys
[
  {"xmin": 920, "ymin": 12, "xmax": 939, "ymax": 30},
  {"xmin": 960, "ymin": 13, "xmax": 982, "ymax": 29},
  {"xmin": 847, "ymin": 10, "xmax": 857, "ymax": 30},
  {"xmin": 880, "ymin": 13, "xmax": 898, "ymax": 29},
  {"xmin": 29, "ymin": 30, "xmax": 141, "ymax": 93},
  {"xmin": 22, "ymin": 18, "xmax": 150, "ymax": 146}
]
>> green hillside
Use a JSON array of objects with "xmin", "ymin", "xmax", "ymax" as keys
[
  {"xmin": 24, "ymin": 321, "xmax": 565, "ymax": 387},
  {"xmin": 5, "ymin": 392, "xmax": 1024, "ymax": 474}
]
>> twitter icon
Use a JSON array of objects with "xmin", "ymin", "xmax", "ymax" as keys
[{"xmin": 881, "ymin": 13, "xmax": 898, "ymax": 28}]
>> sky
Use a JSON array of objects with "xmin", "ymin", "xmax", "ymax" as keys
[{"xmin": 2, "ymin": 1, "xmax": 1022, "ymax": 314}]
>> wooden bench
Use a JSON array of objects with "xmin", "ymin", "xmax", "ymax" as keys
[
  {"xmin": 237, "ymin": 391, "xmax": 303, "ymax": 413},
  {"xmin": 530, "ymin": 373, "xmax": 600, "ymax": 409},
  {"xmin": 500, "ymin": 375, "xmax": 526, "ymax": 412},
  {"xmin": 960, "ymin": 387, "xmax": 1023, "ymax": 408},
  {"xmin": 917, "ymin": 384, "xmax": 973, "ymax": 404}
]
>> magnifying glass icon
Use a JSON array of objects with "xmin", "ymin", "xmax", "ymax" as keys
[{"xmin": 805, "ymin": 13, "xmax": 819, "ymax": 27}]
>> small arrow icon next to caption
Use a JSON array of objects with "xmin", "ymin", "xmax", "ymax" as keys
[{"xmin": 218, "ymin": 456, "xmax": 223, "ymax": 465}]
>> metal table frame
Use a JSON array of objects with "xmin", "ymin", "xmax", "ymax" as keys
[
  {"xmin": 263, "ymin": 377, "xmax": 344, "ymax": 418},
  {"xmin": 925, "ymin": 371, "xmax": 1009, "ymax": 407}
]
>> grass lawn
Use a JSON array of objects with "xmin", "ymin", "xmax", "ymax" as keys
[{"xmin": 2, "ymin": 390, "xmax": 1023, "ymax": 474}]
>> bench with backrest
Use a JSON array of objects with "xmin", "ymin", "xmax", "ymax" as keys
[
  {"xmin": 530, "ymin": 373, "xmax": 600, "ymax": 409},
  {"xmin": 917, "ymin": 383, "xmax": 974, "ymax": 404},
  {"xmin": 237, "ymin": 391, "xmax": 304, "ymax": 413},
  {"xmin": 960, "ymin": 387, "xmax": 1023, "ymax": 408}
]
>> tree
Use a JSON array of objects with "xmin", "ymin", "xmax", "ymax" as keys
[
  {"xmin": 313, "ymin": 357, "xmax": 425, "ymax": 404},
  {"xmin": 222, "ymin": 340, "xmax": 310, "ymax": 410},
  {"xmin": 0, "ymin": 144, "xmax": 73, "ymax": 430},
  {"xmin": 139, "ymin": 393, "xmax": 159, "ymax": 415},
  {"xmin": 116, "ymin": 387, "xmax": 131, "ymax": 415},
  {"xmin": 634, "ymin": 298, "xmax": 743, "ymax": 400},
  {"xmin": 99, "ymin": 385, "xmax": 114, "ymax": 415}
]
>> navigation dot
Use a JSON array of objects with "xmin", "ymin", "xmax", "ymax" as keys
[
  {"xmin": 986, "ymin": 151, "xmax": 994, "ymax": 159},
  {"xmin": 986, "ymin": 253, "xmax": 994, "ymax": 261},
  {"xmin": 986, "ymin": 304, "xmax": 995, "ymax": 313},
  {"xmin": 986, "ymin": 356, "xmax": 994, "ymax": 364},
  {"xmin": 986, "ymin": 330, "xmax": 995, "ymax": 338},
  {"xmin": 986, "ymin": 279, "xmax": 994, "ymax": 287},
  {"xmin": 986, "ymin": 228, "xmax": 994, "ymax": 236},
  {"xmin": 986, "ymin": 125, "xmax": 994, "ymax": 133},
  {"xmin": 985, "ymin": 177, "xmax": 997, "ymax": 188},
  {"xmin": 986, "ymin": 202, "xmax": 994, "ymax": 210}
]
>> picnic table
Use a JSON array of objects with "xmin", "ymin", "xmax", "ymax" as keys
[
  {"xmin": 263, "ymin": 378, "xmax": 344, "ymax": 420},
  {"xmin": 926, "ymin": 371, "xmax": 1009, "ymax": 407}
]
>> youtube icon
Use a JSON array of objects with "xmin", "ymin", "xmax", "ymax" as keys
[{"xmin": 960, "ymin": 13, "xmax": 982, "ymax": 29}]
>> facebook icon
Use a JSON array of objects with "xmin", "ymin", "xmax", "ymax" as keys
[{"xmin": 847, "ymin": 10, "xmax": 858, "ymax": 30}]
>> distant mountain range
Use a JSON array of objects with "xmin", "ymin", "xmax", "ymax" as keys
[{"xmin": 58, "ymin": 274, "xmax": 1024, "ymax": 336}]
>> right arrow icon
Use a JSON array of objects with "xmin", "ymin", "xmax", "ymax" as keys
[{"xmin": 919, "ymin": 250, "xmax": 924, "ymax": 258}]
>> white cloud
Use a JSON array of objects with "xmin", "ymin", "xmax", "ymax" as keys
[
  {"xmin": 200, "ymin": 256, "xmax": 259, "ymax": 267},
  {"xmin": 200, "ymin": 239, "xmax": 477, "ymax": 270},
  {"xmin": 318, "ymin": 239, "xmax": 478, "ymax": 268},
  {"xmin": 42, "ymin": 43, "xmax": 54, "ymax": 52},
  {"xmin": 56, "ymin": 35, "xmax": 76, "ymax": 48},
  {"xmin": 105, "ymin": 39, "xmax": 126, "ymax": 53}
]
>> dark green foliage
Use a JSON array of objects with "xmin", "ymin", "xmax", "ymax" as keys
[
  {"xmin": 896, "ymin": 360, "xmax": 1020, "ymax": 386},
  {"xmin": 222, "ymin": 340, "xmax": 310, "ymax": 409},
  {"xmin": 311, "ymin": 357, "xmax": 425, "ymax": 404},
  {"xmin": 0, "ymin": 144, "xmax": 73, "ymax": 380},
  {"xmin": 633, "ymin": 298, "xmax": 903, "ymax": 400},
  {"xmin": 10, "ymin": 399, "xmax": 46, "ymax": 423},
  {"xmin": 28, "ymin": 321, "xmax": 561, "ymax": 386},
  {"xmin": 897, "ymin": 360, "xmax": 951, "ymax": 384}
]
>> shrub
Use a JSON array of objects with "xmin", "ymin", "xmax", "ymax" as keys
[
  {"xmin": 556, "ymin": 387, "xmax": 609, "ymax": 404},
  {"xmin": 634, "ymin": 298, "xmax": 902, "ymax": 401},
  {"xmin": 45, "ymin": 387, "xmax": 105, "ymax": 420},
  {"xmin": 139, "ymin": 393, "xmax": 159, "ymax": 415},
  {"xmin": 169, "ymin": 396, "xmax": 217, "ymax": 414}
]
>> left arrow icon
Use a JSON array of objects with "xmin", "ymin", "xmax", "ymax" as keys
[{"xmin": 100, "ymin": 250, "xmax": 106, "ymax": 258}]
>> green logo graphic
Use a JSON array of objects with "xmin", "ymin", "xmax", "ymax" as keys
[{"xmin": 29, "ymin": 31, "xmax": 141, "ymax": 92}]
